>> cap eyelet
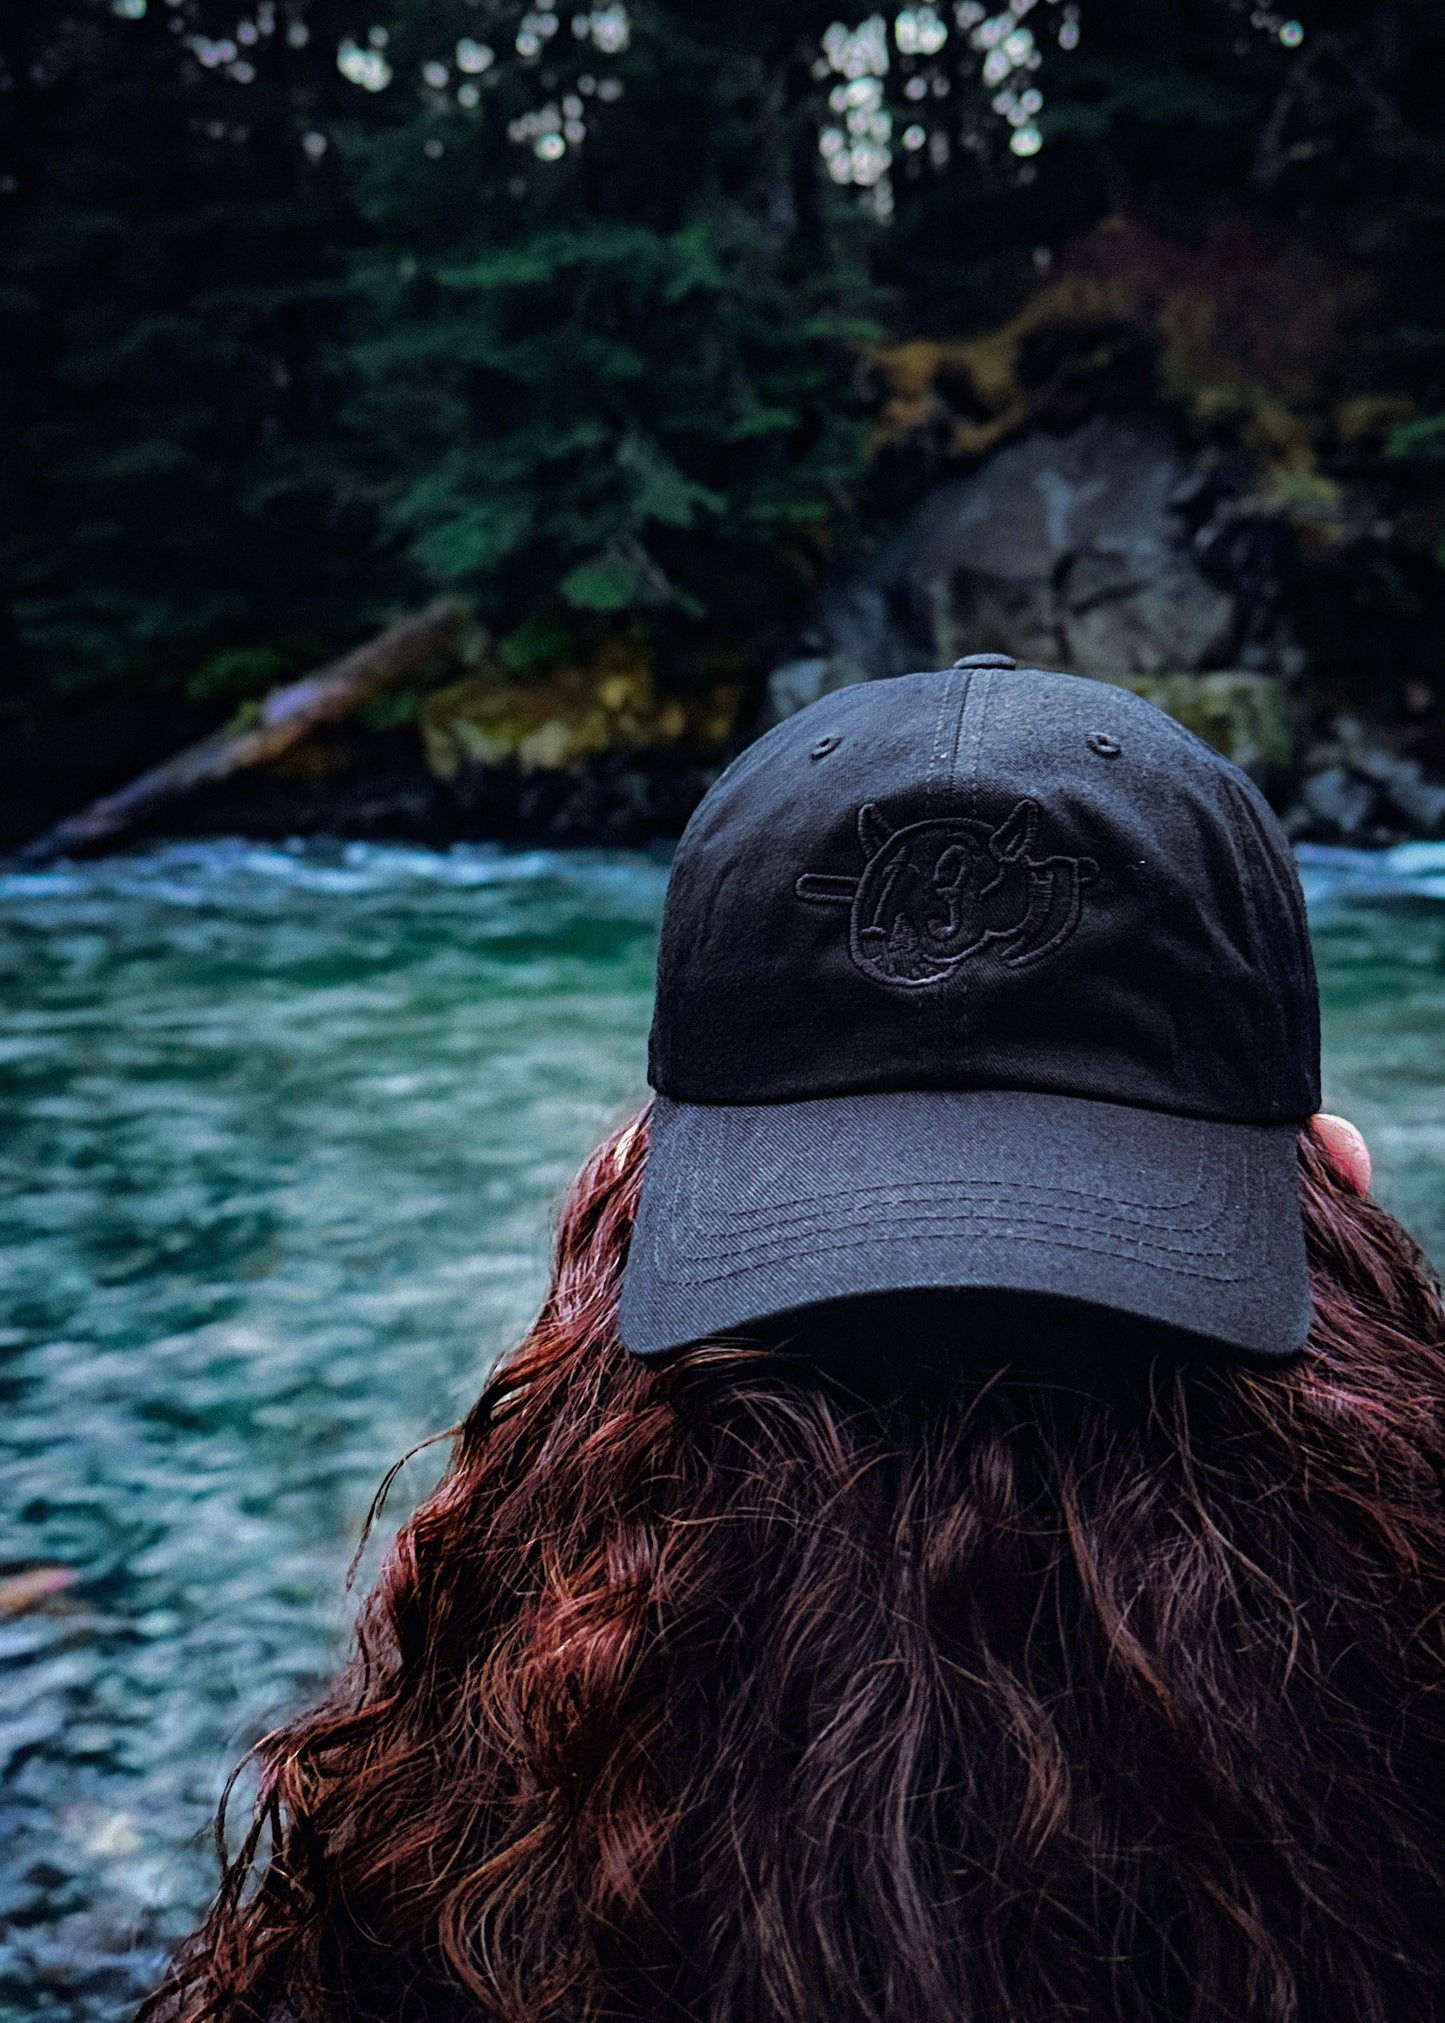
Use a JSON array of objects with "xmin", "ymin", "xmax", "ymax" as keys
[
  {"xmin": 1087, "ymin": 731, "xmax": 1122, "ymax": 758},
  {"xmin": 809, "ymin": 734, "xmax": 841, "ymax": 760}
]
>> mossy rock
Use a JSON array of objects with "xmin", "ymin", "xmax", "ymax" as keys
[
  {"xmin": 420, "ymin": 642, "xmax": 739, "ymax": 782},
  {"xmin": 1100, "ymin": 670, "xmax": 1294, "ymax": 784}
]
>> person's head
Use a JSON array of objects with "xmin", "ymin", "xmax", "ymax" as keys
[
  {"xmin": 153, "ymin": 666, "xmax": 1445, "ymax": 2023},
  {"xmin": 152, "ymin": 1115, "xmax": 1445, "ymax": 2023}
]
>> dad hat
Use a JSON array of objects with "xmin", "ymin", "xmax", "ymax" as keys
[{"xmin": 619, "ymin": 657, "xmax": 1321, "ymax": 1362}]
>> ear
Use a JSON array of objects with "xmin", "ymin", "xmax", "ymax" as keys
[
  {"xmin": 857, "ymin": 803, "xmax": 893, "ymax": 856},
  {"xmin": 1310, "ymin": 1113, "xmax": 1372, "ymax": 1197},
  {"xmin": 990, "ymin": 798, "xmax": 1039, "ymax": 861}
]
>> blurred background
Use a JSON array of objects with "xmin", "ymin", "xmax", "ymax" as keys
[
  {"xmin": 2, "ymin": 2, "xmax": 1444, "ymax": 2017},
  {"xmin": 4, "ymin": 0, "xmax": 1445, "ymax": 847}
]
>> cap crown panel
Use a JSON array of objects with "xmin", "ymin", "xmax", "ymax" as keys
[{"xmin": 649, "ymin": 668, "xmax": 1320, "ymax": 1126}]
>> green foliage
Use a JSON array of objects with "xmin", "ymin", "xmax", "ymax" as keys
[
  {"xmin": 500, "ymin": 611, "xmax": 578, "ymax": 673},
  {"xmin": 1390, "ymin": 414, "xmax": 1445, "ymax": 463},
  {"xmin": 1039, "ymin": 56, "xmax": 1253, "ymax": 141},
  {"xmin": 331, "ymin": 10, "xmax": 879, "ymax": 655},
  {"xmin": 5, "ymin": 0, "xmax": 1445, "ymax": 741},
  {"xmin": 186, "ymin": 645, "xmax": 296, "ymax": 703},
  {"xmin": 0, "ymin": 0, "xmax": 367, "ymax": 707}
]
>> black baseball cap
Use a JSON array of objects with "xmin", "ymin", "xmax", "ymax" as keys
[{"xmin": 619, "ymin": 658, "xmax": 1321, "ymax": 1362}]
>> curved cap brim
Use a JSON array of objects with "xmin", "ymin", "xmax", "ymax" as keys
[{"xmin": 619, "ymin": 1089, "xmax": 1311, "ymax": 1363}]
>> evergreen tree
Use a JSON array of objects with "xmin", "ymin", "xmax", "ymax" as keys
[
  {"xmin": 5, "ymin": 0, "xmax": 1445, "ymax": 769},
  {"xmin": 331, "ymin": 1, "xmax": 881, "ymax": 675},
  {"xmin": 0, "ymin": 0, "xmax": 369, "ymax": 725}
]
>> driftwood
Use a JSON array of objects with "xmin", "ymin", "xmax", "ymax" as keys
[{"xmin": 15, "ymin": 600, "xmax": 474, "ymax": 867}]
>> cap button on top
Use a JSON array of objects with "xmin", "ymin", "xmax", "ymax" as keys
[{"xmin": 952, "ymin": 652, "xmax": 1016, "ymax": 669}]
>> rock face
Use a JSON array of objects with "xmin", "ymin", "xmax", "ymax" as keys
[
  {"xmin": 1290, "ymin": 717, "xmax": 1445, "ymax": 843},
  {"xmin": 771, "ymin": 411, "xmax": 1300, "ymax": 733},
  {"xmin": 762, "ymin": 409, "xmax": 1316, "ymax": 790},
  {"xmin": 885, "ymin": 414, "xmax": 1243, "ymax": 678}
]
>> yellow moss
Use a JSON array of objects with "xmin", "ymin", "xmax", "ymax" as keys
[
  {"xmin": 1335, "ymin": 393, "xmax": 1416, "ymax": 445},
  {"xmin": 870, "ymin": 214, "xmax": 1384, "ymax": 494},
  {"xmin": 878, "ymin": 339, "xmax": 943, "ymax": 399},
  {"xmin": 870, "ymin": 339, "xmax": 945, "ymax": 446},
  {"xmin": 951, "ymin": 406, "xmax": 1031, "ymax": 459},
  {"xmin": 1262, "ymin": 466, "xmax": 1343, "ymax": 518},
  {"xmin": 597, "ymin": 671, "xmax": 652, "ymax": 714},
  {"xmin": 655, "ymin": 699, "xmax": 688, "ymax": 740},
  {"xmin": 872, "ymin": 270, "xmax": 1149, "ymax": 451},
  {"xmin": 515, "ymin": 716, "xmax": 605, "ymax": 771},
  {"xmin": 1242, "ymin": 393, "xmax": 1318, "ymax": 475},
  {"xmin": 952, "ymin": 327, "xmax": 1019, "ymax": 412},
  {"xmin": 419, "ymin": 643, "xmax": 741, "ymax": 780},
  {"xmin": 689, "ymin": 684, "xmax": 744, "ymax": 749}
]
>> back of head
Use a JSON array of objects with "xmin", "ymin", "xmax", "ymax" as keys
[{"xmin": 155, "ymin": 1118, "xmax": 1445, "ymax": 2023}]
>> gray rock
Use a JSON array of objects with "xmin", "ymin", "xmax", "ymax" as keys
[
  {"xmin": 781, "ymin": 412, "xmax": 1294, "ymax": 716},
  {"xmin": 1062, "ymin": 554, "xmax": 1237, "ymax": 677},
  {"xmin": 900, "ymin": 415, "xmax": 1239, "ymax": 676},
  {"xmin": 1337, "ymin": 745, "xmax": 1445, "ymax": 832},
  {"xmin": 764, "ymin": 654, "xmax": 870, "ymax": 726},
  {"xmin": 1325, "ymin": 717, "xmax": 1445, "ymax": 833},
  {"xmin": 1382, "ymin": 771, "xmax": 1445, "ymax": 833},
  {"xmin": 1300, "ymin": 767, "xmax": 1379, "ymax": 838},
  {"xmin": 805, "ymin": 581, "xmax": 910, "ymax": 681}
]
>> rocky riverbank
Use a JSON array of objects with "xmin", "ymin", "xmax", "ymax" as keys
[
  {"xmin": 10, "ymin": 406, "xmax": 1445, "ymax": 859},
  {"xmin": 753, "ymin": 408, "xmax": 1445, "ymax": 850},
  {"xmin": 66, "ymin": 689, "xmax": 1442, "ymax": 859}
]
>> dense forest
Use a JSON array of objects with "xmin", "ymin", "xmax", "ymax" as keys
[{"xmin": 3, "ymin": 0, "xmax": 1444, "ymax": 847}]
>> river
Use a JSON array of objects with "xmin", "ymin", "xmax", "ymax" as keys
[{"xmin": 1, "ymin": 837, "xmax": 1442, "ymax": 2020}]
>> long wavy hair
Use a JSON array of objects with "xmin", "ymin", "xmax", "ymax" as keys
[{"xmin": 148, "ymin": 1110, "xmax": 1445, "ymax": 2023}]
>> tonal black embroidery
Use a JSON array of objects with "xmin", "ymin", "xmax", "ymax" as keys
[{"xmin": 795, "ymin": 798, "xmax": 1098, "ymax": 987}]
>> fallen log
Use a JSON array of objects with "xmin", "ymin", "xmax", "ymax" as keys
[{"xmin": 14, "ymin": 600, "xmax": 475, "ymax": 867}]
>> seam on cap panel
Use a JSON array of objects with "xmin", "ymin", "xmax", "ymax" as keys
[
  {"xmin": 1216, "ymin": 771, "xmax": 1285, "ymax": 1097},
  {"xmin": 945, "ymin": 667, "xmax": 974, "ymax": 797},
  {"xmin": 1225, "ymin": 773, "xmax": 1317, "ymax": 1111},
  {"xmin": 952, "ymin": 665, "xmax": 993, "ymax": 794},
  {"xmin": 943, "ymin": 666, "xmax": 989, "ymax": 1052},
  {"xmin": 927, "ymin": 667, "xmax": 964, "ymax": 817}
]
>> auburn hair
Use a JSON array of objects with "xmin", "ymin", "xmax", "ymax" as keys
[{"xmin": 148, "ymin": 1111, "xmax": 1445, "ymax": 2023}]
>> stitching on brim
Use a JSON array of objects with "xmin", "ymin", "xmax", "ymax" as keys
[
  {"xmin": 644, "ymin": 1205, "xmax": 1259, "ymax": 1289},
  {"xmin": 643, "ymin": 1124, "xmax": 1270, "ymax": 1278},
  {"xmin": 643, "ymin": 1132, "xmax": 1262, "ymax": 1270},
  {"xmin": 651, "ymin": 1193, "xmax": 1253, "ymax": 1280},
  {"xmin": 641, "ymin": 1098, "xmax": 1286, "ymax": 1293},
  {"xmin": 664, "ymin": 1169, "xmax": 1220, "ymax": 1229}
]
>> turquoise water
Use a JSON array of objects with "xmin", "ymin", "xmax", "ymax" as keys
[{"xmin": 0, "ymin": 837, "xmax": 1441, "ymax": 2021}]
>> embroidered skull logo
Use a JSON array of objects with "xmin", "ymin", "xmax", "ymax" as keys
[{"xmin": 795, "ymin": 798, "xmax": 1097, "ymax": 987}]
